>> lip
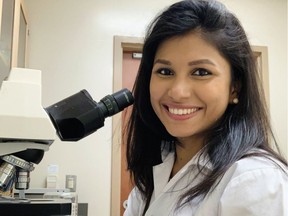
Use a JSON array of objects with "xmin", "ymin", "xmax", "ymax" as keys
[{"xmin": 163, "ymin": 104, "xmax": 202, "ymax": 120}]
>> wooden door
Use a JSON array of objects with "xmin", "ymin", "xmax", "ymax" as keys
[
  {"xmin": 111, "ymin": 35, "xmax": 143, "ymax": 216},
  {"xmin": 120, "ymin": 51, "xmax": 141, "ymax": 215}
]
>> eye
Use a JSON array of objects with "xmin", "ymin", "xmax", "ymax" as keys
[
  {"xmin": 192, "ymin": 68, "xmax": 211, "ymax": 76},
  {"xmin": 155, "ymin": 68, "xmax": 174, "ymax": 76}
]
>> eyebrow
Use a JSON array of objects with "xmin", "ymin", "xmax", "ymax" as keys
[
  {"xmin": 188, "ymin": 59, "xmax": 215, "ymax": 66},
  {"xmin": 153, "ymin": 59, "xmax": 216, "ymax": 66},
  {"xmin": 153, "ymin": 59, "xmax": 171, "ymax": 65}
]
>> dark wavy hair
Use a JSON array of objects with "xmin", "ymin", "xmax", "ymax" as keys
[{"xmin": 125, "ymin": 0, "xmax": 287, "ymax": 215}]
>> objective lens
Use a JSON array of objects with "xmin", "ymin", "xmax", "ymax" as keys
[
  {"xmin": 15, "ymin": 169, "xmax": 30, "ymax": 190},
  {"xmin": 0, "ymin": 162, "xmax": 16, "ymax": 192}
]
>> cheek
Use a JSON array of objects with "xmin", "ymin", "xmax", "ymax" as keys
[
  {"xmin": 150, "ymin": 93, "xmax": 157, "ymax": 111},
  {"xmin": 199, "ymin": 84, "xmax": 231, "ymax": 117},
  {"xmin": 149, "ymin": 79, "xmax": 160, "ymax": 111}
]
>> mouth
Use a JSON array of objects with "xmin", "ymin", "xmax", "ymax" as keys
[
  {"xmin": 168, "ymin": 107, "xmax": 200, "ymax": 115},
  {"xmin": 163, "ymin": 105, "xmax": 202, "ymax": 117}
]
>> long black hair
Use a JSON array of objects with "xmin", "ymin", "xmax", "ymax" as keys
[{"xmin": 125, "ymin": 0, "xmax": 287, "ymax": 214}]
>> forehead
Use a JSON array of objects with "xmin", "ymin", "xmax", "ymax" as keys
[{"xmin": 155, "ymin": 32, "xmax": 229, "ymax": 66}]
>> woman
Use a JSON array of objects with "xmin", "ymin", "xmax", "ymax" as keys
[{"xmin": 123, "ymin": 0, "xmax": 287, "ymax": 215}]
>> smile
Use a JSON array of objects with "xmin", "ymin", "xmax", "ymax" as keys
[{"xmin": 168, "ymin": 107, "xmax": 200, "ymax": 115}]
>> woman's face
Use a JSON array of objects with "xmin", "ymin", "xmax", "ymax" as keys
[{"xmin": 150, "ymin": 32, "xmax": 235, "ymax": 144}]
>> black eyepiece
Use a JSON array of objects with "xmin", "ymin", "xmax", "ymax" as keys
[
  {"xmin": 45, "ymin": 88, "xmax": 134, "ymax": 141},
  {"xmin": 98, "ymin": 88, "xmax": 134, "ymax": 117}
]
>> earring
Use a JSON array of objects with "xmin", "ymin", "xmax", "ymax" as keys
[{"xmin": 233, "ymin": 98, "xmax": 239, "ymax": 104}]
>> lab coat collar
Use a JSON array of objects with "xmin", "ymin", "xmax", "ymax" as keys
[{"xmin": 153, "ymin": 144, "xmax": 212, "ymax": 198}]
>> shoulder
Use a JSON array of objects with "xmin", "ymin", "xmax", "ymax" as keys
[
  {"xmin": 123, "ymin": 187, "xmax": 144, "ymax": 216},
  {"xmin": 217, "ymin": 154, "xmax": 288, "ymax": 216},
  {"xmin": 227, "ymin": 153, "xmax": 287, "ymax": 182},
  {"xmin": 222, "ymin": 153, "xmax": 288, "ymax": 190}
]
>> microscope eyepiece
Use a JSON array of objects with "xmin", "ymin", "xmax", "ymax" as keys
[
  {"xmin": 98, "ymin": 88, "xmax": 134, "ymax": 117},
  {"xmin": 45, "ymin": 88, "xmax": 134, "ymax": 141}
]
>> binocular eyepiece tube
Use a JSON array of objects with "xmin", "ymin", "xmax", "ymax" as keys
[{"xmin": 45, "ymin": 88, "xmax": 134, "ymax": 141}]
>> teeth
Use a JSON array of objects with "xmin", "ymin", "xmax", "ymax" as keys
[{"xmin": 168, "ymin": 107, "xmax": 198, "ymax": 115}]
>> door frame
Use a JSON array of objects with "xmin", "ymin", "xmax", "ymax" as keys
[
  {"xmin": 111, "ymin": 35, "xmax": 143, "ymax": 216},
  {"xmin": 111, "ymin": 35, "xmax": 269, "ymax": 216},
  {"xmin": 252, "ymin": 45, "xmax": 270, "ymax": 106},
  {"xmin": 11, "ymin": 0, "xmax": 29, "ymax": 68}
]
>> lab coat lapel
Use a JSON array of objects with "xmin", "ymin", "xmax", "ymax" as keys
[
  {"xmin": 153, "ymin": 152, "xmax": 175, "ymax": 198},
  {"xmin": 153, "ymin": 150, "xmax": 212, "ymax": 199},
  {"xmin": 147, "ymin": 150, "xmax": 212, "ymax": 216}
]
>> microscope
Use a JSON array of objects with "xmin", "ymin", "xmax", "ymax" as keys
[{"xmin": 0, "ymin": 68, "xmax": 134, "ymax": 202}]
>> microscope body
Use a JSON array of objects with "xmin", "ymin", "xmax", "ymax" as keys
[
  {"xmin": 0, "ymin": 67, "xmax": 134, "ymax": 196},
  {"xmin": 0, "ymin": 68, "xmax": 56, "ymax": 192}
]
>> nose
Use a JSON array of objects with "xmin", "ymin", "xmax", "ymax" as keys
[{"xmin": 167, "ymin": 78, "xmax": 191, "ymax": 101}]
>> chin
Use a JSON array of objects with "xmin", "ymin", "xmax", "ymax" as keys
[{"xmin": 167, "ymin": 130, "xmax": 194, "ymax": 139}]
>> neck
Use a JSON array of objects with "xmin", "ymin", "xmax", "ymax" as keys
[{"xmin": 170, "ymin": 136, "xmax": 204, "ymax": 179}]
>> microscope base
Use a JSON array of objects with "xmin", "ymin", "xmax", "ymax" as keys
[{"xmin": 0, "ymin": 198, "xmax": 71, "ymax": 216}]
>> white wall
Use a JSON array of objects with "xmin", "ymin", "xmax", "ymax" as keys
[{"xmin": 23, "ymin": 0, "xmax": 287, "ymax": 215}]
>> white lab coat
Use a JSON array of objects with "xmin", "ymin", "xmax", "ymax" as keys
[{"xmin": 124, "ymin": 148, "xmax": 288, "ymax": 216}]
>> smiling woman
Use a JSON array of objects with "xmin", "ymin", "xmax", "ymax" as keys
[
  {"xmin": 150, "ymin": 32, "xmax": 233, "ymax": 145},
  {"xmin": 123, "ymin": 0, "xmax": 288, "ymax": 216}
]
